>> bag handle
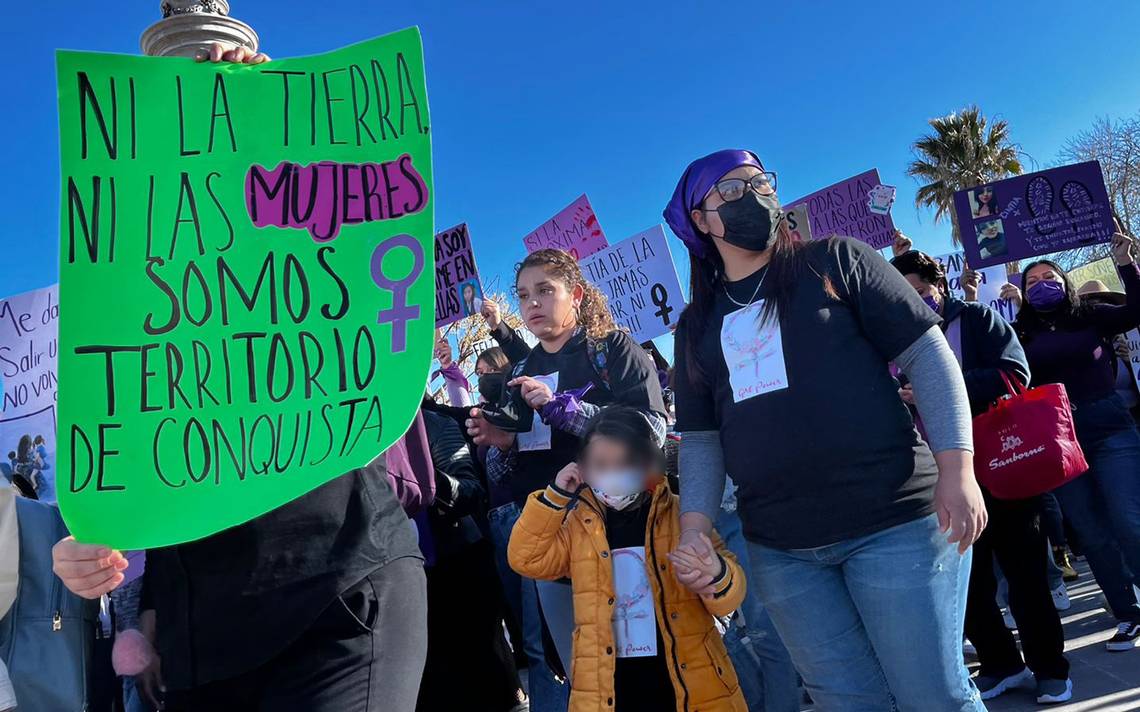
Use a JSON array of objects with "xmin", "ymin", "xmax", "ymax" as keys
[{"xmin": 998, "ymin": 370, "xmax": 1028, "ymax": 397}]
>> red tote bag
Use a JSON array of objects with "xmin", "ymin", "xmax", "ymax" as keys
[{"xmin": 973, "ymin": 372, "xmax": 1089, "ymax": 500}]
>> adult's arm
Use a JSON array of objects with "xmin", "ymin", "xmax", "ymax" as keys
[
  {"xmin": 541, "ymin": 333, "xmax": 667, "ymax": 445},
  {"xmin": 424, "ymin": 412, "xmax": 486, "ymax": 522},
  {"xmin": 1089, "ymin": 262, "xmax": 1140, "ymax": 337},
  {"xmin": 491, "ymin": 322, "xmax": 533, "ymax": 364},
  {"xmin": 895, "ymin": 326, "xmax": 973, "ymax": 454},
  {"xmin": 959, "ymin": 306, "xmax": 1030, "ymax": 414},
  {"xmin": 677, "ymin": 432, "xmax": 726, "ymax": 528}
]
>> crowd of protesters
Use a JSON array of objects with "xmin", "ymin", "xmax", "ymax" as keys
[{"xmin": 3, "ymin": 45, "xmax": 1140, "ymax": 712}]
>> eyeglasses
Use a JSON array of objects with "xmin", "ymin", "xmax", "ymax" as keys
[{"xmin": 707, "ymin": 172, "xmax": 777, "ymax": 204}]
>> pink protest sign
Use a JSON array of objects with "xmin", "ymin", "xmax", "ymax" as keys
[
  {"xmin": 783, "ymin": 169, "xmax": 896, "ymax": 250},
  {"xmin": 522, "ymin": 194, "xmax": 608, "ymax": 259}
]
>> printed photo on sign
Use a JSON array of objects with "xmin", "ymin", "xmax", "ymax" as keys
[
  {"xmin": 977, "ymin": 219, "xmax": 1008, "ymax": 260},
  {"xmin": 969, "ymin": 185, "xmax": 999, "ymax": 219},
  {"xmin": 954, "ymin": 161, "xmax": 1115, "ymax": 268},
  {"xmin": 721, "ymin": 300, "xmax": 788, "ymax": 403},
  {"xmin": 457, "ymin": 279, "xmax": 484, "ymax": 318},
  {"xmin": 611, "ymin": 546, "xmax": 657, "ymax": 658},
  {"xmin": 579, "ymin": 225, "xmax": 686, "ymax": 342},
  {"xmin": 518, "ymin": 373, "xmax": 558, "ymax": 452}
]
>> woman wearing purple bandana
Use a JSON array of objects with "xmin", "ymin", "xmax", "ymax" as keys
[
  {"xmin": 664, "ymin": 149, "xmax": 987, "ymax": 710},
  {"xmin": 1006, "ymin": 226, "xmax": 1140, "ymax": 654}
]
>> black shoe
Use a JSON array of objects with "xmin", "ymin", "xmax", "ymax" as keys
[{"xmin": 1106, "ymin": 621, "xmax": 1140, "ymax": 651}]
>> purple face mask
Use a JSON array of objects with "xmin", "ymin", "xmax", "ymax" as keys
[
  {"xmin": 1027, "ymin": 280, "xmax": 1067, "ymax": 310},
  {"xmin": 922, "ymin": 294, "xmax": 941, "ymax": 313}
]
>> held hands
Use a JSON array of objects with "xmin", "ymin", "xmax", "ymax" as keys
[
  {"xmin": 555, "ymin": 462, "xmax": 583, "ymax": 491},
  {"xmin": 434, "ymin": 338, "xmax": 453, "ymax": 368},
  {"xmin": 509, "ymin": 376, "xmax": 554, "ymax": 409},
  {"xmin": 933, "ymin": 460, "xmax": 988, "ymax": 554},
  {"xmin": 999, "ymin": 283, "xmax": 1023, "ymax": 308},
  {"xmin": 194, "ymin": 42, "xmax": 270, "ymax": 64},
  {"xmin": 898, "ymin": 384, "xmax": 915, "ymax": 405},
  {"xmin": 51, "ymin": 537, "xmax": 129, "ymax": 599},
  {"xmin": 1111, "ymin": 218, "xmax": 1136, "ymax": 266},
  {"xmin": 482, "ymin": 299, "xmax": 502, "ymax": 330},
  {"xmin": 466, "ymin": 408, "xmax": 515, "ymax": 449},
  {"xmin": 667, "ymin": 531, "xmax": 722, "ymax": 597},
  {"xmin": 961, "ymin": 264, "xmax": 980, "ymax": 302},
  {"xmin": 891, "ymin": 230, "xmax": 913, "ymax": 258}
]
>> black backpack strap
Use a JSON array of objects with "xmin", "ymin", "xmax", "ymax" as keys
[{"xmin": 586, "ymin": 335, "xmax": 612, "ymax": 391}]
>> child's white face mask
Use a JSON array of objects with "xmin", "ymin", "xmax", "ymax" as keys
[{"xmin": 589, "ymin": 469, "xmax": 645, "ymax": 510}]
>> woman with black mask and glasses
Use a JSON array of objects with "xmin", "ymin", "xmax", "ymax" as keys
[{"xmin": 665, "ymin": 150, "xmax": 988, "ymax": 711}]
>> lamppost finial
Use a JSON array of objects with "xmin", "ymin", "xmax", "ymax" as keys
[{"xmin": 141, "ymin": 1, "xmax": 259, "ymax": 58}]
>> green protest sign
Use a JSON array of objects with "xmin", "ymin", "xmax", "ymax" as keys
[{"xmin": 56, "ymin": 29, "xmax": 434, "ymax": 548}]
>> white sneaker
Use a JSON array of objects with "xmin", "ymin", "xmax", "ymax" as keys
[
  {"xmin": 1036, "ymin": 677, "xmax": 1073, "ymax": 704},
  {"xmin": 963, "ymin": 639, "xmax": 977, "ymax": 658},
  {"xmin": 974, "ymin": 668, "xmax": 1033, "ymax": 700},
  {"xmin": 1052, "ymin": 585, "xmax": 1071, "ymax": 612},
  {"xmin": 1002, "ymin": 609, "xmax": 1017, "ymax": 630}
]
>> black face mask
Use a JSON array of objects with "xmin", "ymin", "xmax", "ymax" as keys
[
  {"xmin": 713, "ymin": 191, "xmax": 783, "ymax": 252},
  {"xmin": 478, "ymin": 372, "xmax": 506, "ymax": 402}
]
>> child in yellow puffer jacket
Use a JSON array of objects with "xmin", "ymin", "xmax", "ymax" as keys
[{"xmin": 509, "ymin": 406, "xmax": 748, "ymax": 712}]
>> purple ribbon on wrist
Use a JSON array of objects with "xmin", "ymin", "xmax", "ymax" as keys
[{"xmin": 539, "ymin": 383, "xmax": 594, "ymax": 430}]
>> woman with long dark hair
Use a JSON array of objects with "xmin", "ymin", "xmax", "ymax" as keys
[
  {"xmin": 664, "ymin": 149, "xmax": 987, "ymax": 710},
  {"xmin": 892, "ymin": 250, "xmax": 1072, "ymax": 704},
  {"xmin": 1004, "ymin": 232, "xmax": 1140, "ymax": 652}
]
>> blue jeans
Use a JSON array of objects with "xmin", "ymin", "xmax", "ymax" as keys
[
  {"xmin": 1055, "ymin": 394, "xmax": 1140, "ymax": 623},
  {"xmin": 748, "ymin": 515, "xmax": 984, "ymax": 712},
  {"xmin": 716, "ymin": 507, "xmax": 800, "ymax": 712},
  {"xmin": 487, "ymin": 502, "xmax": 568, "ymax": 712},
  {"xmin": 123, "ymin": 677, "xmax": 154, "ymax": 712}
]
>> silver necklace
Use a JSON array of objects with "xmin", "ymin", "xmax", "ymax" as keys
[{"xmin": 723, "ymin": 267, "xmax": 768, "ymax": 308}]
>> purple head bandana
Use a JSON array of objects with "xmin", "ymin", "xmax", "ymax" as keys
[{"xmin": 662, "ymin": 149, "xmax": 765, "ymax": 259}]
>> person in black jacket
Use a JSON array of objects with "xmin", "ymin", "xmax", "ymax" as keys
[
  {"xmin": 893, "ymin": 251, "xmax": 1072, "ymax": 704},
  {"xmin": 416, "ymin": 409, "xmax": 526, "ymax": 712}
]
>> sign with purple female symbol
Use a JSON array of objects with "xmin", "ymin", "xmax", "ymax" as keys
[
  {"xmin": 955, "ymin": 161, "xmax": 1115, "ymax": 268},
  {"xmin": 522, "ymin": 194, "xmax": 609, "ymax": 259},
  {"xmin": 783, "ymin": 169, "xmax": 896, "ymax": 250},
  {"xmin": 55, "ymin": 29, "xmax": 435, "ymax": 548},
  {"xmin": 579, "ymin": 225, "xmax": 685, "ymax": 342}
]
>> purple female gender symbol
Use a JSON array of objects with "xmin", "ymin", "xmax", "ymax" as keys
[{"xmin": 370, "ymin": 234, "xmax": 424, "ymax": 353}]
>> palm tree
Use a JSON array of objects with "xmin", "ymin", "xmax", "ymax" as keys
[{"xmin": 907, "ymin": 105, "xmax": 1024, "ymax": 245}]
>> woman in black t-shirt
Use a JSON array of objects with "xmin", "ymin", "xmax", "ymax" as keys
[
  {"xmin": 663, "ymin": 149, "xmax": 987, "ymax": 711},
  {"xmin": 466, "ymin": 248, "xmax": 667, "ymax": 681}
]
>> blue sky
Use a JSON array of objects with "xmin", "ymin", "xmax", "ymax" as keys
[{"xmin": 6, "ymin": 1, "xmax": 1140, "ymax": 359}]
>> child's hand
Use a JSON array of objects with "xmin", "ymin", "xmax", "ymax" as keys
[
  {"xmin": 667, "ymin": 532, "xmax": 722, "ymax": 596},
  {"xmin": 555, "ymin": 463, "xmax": 582, "ymax": 491}
]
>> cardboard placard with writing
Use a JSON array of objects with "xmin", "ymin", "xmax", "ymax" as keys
[
  {"xmin": 434, "ymin": 223, "xmax": 482, "ymax": 327},
  {"xmin": 522, "ymin": 194, "xmax": 608, "ymax": 259},
  {"xmin": 954, "ymin": 161, "xmax": 1114, "ymax": 269},
  {"xmin": 56, "ymin": 30, "xmax": 435, "ymax": 548},
  {"xmin": 783, "ymin": 169, "xmax": 895, "ymax": 250},
  {"xmin": 0, "ymin": 284, "xmax": 60, "ymax": 503},
  {"xmin": 934, "ymin": 252, "xmax": 1019, "ymax": 322},
  {"xmin": 579, "ymin": 225, "xmax": 685, "ymax": 342}
]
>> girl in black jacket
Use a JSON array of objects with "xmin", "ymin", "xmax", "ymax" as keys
[{"xmin": 893, "ymin": 251, "xmax": 1071, "ymax": 705}]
